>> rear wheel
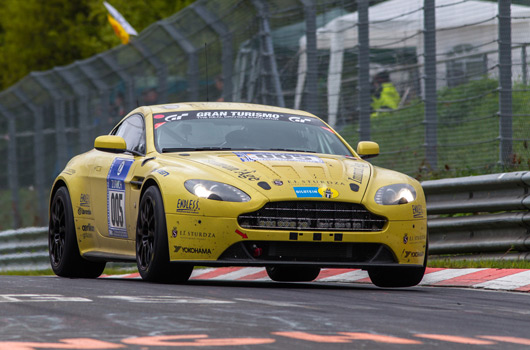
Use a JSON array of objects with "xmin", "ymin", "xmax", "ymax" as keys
[
  {"xmin": 48, "ymin": 186, "xmax": 106, "ymax": 278},
  {"xmin": 266, "ymin": 266, "xmax": 321, "ymax": 282},
  {"xmin": 136, "ymin": 186, "xmax": 193, "ymax": 283}
]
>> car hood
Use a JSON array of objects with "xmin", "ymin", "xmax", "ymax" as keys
[{"xmin": 159, "ymin": 151, "xmax": 372, "ymax": 202}]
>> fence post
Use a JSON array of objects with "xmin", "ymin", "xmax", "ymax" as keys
[
  {"xmin": 192, "ymin": 4, "xmax": 233, "ymax": 102},
  {"xmin": 498, "ymin": 1, "xmax": 513, "ymax": 167},
  {"xmin": 300, "ymin": 0, "xmax": 318, "ymax": 116},
  {"xmin": 12, "ymin": 90, "xmax": 47, "ymax": 225},
  {"xmin": 251, "ymin": 0, "xmax": 285, "ymax": 107},
  {"xmin": 424, "ymin": 0, "xmax": 437, "ymax": 171},
  {"xmin": 357, "ymin": 0, "xmax": 370, "ymax": 141},
  {"xmin": 159, "ymin": 23, "xmax": 199, "ymax": 102},
  {"xmin": 522, "ymin": 44, "xmax": 527, "ymax": 86},
  {"xmin": 0, "ymin": 105, "xmax": 22, "ymax": 229}
]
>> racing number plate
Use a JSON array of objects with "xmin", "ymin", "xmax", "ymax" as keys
[{"xmin": 107, "ymin": 158, "xmax": 134, "ymax": 238}]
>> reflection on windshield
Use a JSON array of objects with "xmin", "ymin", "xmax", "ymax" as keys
[{"xmin": 154, "ymin": 113, "xmax": 352, "ymax": 156}]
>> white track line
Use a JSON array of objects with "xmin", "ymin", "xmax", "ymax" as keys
[{"xmin": 473, "ymin": 270, "xmax": 530, "ymax": 290}]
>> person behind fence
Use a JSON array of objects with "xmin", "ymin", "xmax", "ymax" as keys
[{"xmin": 370, "ymin": 71, "xmax": 400, "ymax": 117}]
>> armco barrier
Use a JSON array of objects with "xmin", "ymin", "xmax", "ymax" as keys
[
  {"xmin": 0, "ymin": 227, "xmax": 49, "ymax": 272},
  {"xmin": 423, "ymin": 171, "xmax": 530, "ymax": 260},
  {"xmin": 1, "ymin": 171, "xmax": 530, "ymax": 271}
]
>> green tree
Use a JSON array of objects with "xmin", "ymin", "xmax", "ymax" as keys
[{"xmin": 0, "ymin": 0, "xmax": 194, "ymax": 90}]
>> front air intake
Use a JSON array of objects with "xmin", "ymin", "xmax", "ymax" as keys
[{"xmin": 238, "ymin": 201, "xmax": 386, "ymax": 232}]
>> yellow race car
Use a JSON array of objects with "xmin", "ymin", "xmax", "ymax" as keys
[{"xmin": 49, "ymin": 102, "xmax": 427, "ymax": 287}]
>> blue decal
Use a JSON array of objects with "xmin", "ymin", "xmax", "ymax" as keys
[
  {"xmin": 294, "ymin": 186, "xmax": 321, "ymax": 198},
  {"xmin": 107, "ymin": 158, "xmax": 134, "ymax": 238},
  {"xmin": 234, "ymin": 152, "xmax": 323, "ymax": 164}
]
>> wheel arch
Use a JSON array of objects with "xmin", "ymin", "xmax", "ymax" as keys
[{"xmin": 49, "ymin": 179, "xmax": 69, "ymax": 216}]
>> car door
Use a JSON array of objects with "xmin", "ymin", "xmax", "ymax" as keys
[{"xmin": 89, "ymin": 114, "xmax": 146, "ymax": 241}]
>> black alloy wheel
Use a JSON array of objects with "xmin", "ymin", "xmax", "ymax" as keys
[
  {"xmin": 136, "ymin": 186, "xmax": 193, "ymax": 283},
  {"xmin": 48, "ymin": 186, "xmax": 106, "ymax": 278}
]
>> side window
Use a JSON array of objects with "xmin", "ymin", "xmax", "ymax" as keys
[{"xmin": 112, "ymin": 114, "xmax": 146, "ymax": 154}]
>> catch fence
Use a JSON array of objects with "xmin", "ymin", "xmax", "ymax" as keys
[{"xmin": 0, "ymin": 0, "xmax": 529, "ymax": 228}]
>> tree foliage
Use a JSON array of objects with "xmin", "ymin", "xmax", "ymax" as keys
[{"xmin": 0, "ymin": 0, "xmax": 195, "ymax": 90}]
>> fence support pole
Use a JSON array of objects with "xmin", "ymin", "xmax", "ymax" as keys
[
  {"xmin": 498, "ymin": 0, "xmax": 513, "ymax": 167},
  {"xmin": 251, "ymin": 0, "xmax": 285, "ymax": 107},
  {"xmin": 0, "ymin": 106, "xmax": 21, "ymax": 229},
  {"xmin": 357, "ymin": 0, "xmax": 370, "ymax": 141},
  {"xmin": 424, "ymin": 0, "xmax": 437, "ymax": 171},
  {"xmin": 301, "ymin": 0, "xmax": 318, "ymax": 116},
  {"xmin": 522, "ymin": 44, "xmax": 527, "ymax": 86}
]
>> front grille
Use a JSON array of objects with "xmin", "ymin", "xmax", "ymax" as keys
[{"xmin": 238, "ymin": 201, "xmax": 386, "ymax": 232}]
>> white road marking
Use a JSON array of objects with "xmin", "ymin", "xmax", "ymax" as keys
[
  {"xmin": 473, "ymin": 270, "xmax": 530, "ymax": 290},
  {"xmin": 419, "ymin": 268, "xmax": 486, "ymax": 285}
]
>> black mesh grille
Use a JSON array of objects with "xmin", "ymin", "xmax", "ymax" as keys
[{"xmin": 238, "ymin": 201, "xmax": 387, "ymax": 232}]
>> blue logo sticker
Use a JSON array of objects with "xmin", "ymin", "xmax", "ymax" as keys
[
  {"xmin": 294, "ymin": 187, "xmax": 321, "ymax": 198},
  {"xmin": 107, "ymin": 158, "xmax": 134, "ymax": 238},
  {"xmin": 234, "ymin": 152, "xmax": 323, "ymax": 163}
]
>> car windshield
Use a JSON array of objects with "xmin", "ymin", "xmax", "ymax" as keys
[{"xmin": 153, "ymin": 110, "xmax": 352, "ymax": 156}]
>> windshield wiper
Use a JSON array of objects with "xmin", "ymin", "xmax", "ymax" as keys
[{"xmin": 162, "ymin": 147, "xmax": 233, "ymax": 153}]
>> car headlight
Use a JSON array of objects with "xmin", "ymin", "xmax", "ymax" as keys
[
  {"xmin": 184, "ymin": 180, "xmax": 250, "ymax": 202},
  {"xmin": 374, "ymin": 184, "xmax": 416, "ymax": 205}
]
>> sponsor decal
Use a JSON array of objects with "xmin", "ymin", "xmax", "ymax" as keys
[
  {"xmin": 234, "ymin": 169, "xmax": 260, "ymax": 181},
  {"xmin": 273, "ymin": 180, "xmax": 283, "ymax": 186},
  {"xmin": 318, "ymin": 187, "xmax": 339, "ymax": 199},
  {"xmin": 173, "ymin": 246, "xmax": 212, "ymax": 255},
  {"xmin": 402, "ymin": 250, "xmax": 425, "ymax": 259},
  {"xmin": 294, "ymin": 187, "xmax": 320, "ymax": 198},
  {"xmin": 174, "ymin": 230, "xmax": 216, "ymax": 240},
  {"xmin": 235, "ymin": 152, "xmax": 323, "ymax": 164},
  {"xmin": 107, "ymin": 158, "xmax": 134, "ymax": 238},
  {"xmin": 403, "ymin": 233, "xmax": 409, "ymax": 244},
  {"xmin": 348, "ymin": 163, "xmax": 365, "ymax": 184},
  {"xmin": 81, "ymin": 223, "xmax": 95, "ymax": 232},
  {"xmin": 78, "ymin": 207, "xmax": 92, "ymax": 215},
  {"xmin": 176, "ymin": 199, "xmax": 200, "ymax": 214},
  {"xmin": 152, "ymin": 110, "xmax": 324, "ymax": 126},
  {"xmin": 154, "ymin": 169, "xmax": 170, "ymax": 177},
  {"xmin": 294, "ymin": 186, "xmax": 338, "ymax": 198},
  {"xmin": 80, "ymin": 194, "xmax": 90, "ymax": 207},
  {"xmin": 412, "ymin": 205, "xmax": 424, "ymax": 218},
  {"xmin": 287, "ymin": 179, "xmax": 346, "ymax": 186},
  {"xmin": 204, "ymin": 159, "xmax": 240, "ymax": 171},
  {"xmin": 408, "ymin": 234, "xmax": 426, "ymax": 243},
  {"xmin": 288, "ymin": 116, "xmax": 312, "ymax": 123}
]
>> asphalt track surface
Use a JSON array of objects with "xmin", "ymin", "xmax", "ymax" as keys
[{"xmin": 1, "ymin": 274, "xmax": 530, "ymax": 349}]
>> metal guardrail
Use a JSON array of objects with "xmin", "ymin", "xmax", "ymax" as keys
[
  {"xmin": 0, "ymin": 227, "xmax": 49, "ymax": 272},
  {"xmin": 423, "ymin": 171, "xmax": 530, "ymax": 261},
  {"xmin": 1, "ymin": 171, "xmax": 529, "ymax": 272}
]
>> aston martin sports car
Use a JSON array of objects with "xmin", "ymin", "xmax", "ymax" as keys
[{"xmin": 48, "ymin": 102, "xmax": 427, "ymax": 287}]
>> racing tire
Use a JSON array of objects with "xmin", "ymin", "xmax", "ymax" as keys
[
  {"xmin": 136, "ymin": 186, "xmax": 193, "ymax": 283},
  {"xmin": 266, "ymin": 266, "xmax": 321, "ymax": 282},
  {"xmin": 48, "ymin": 186, "xmax": 106, "ymax": 278},
  {"xmin": 368, "ymin": 244, "xmax": 428, "ymax": 288}
]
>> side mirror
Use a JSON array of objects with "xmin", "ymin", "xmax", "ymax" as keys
[
  {"xmin": 356, "ymin": 141, "xmax": 379, "ymax": 159},
  {"xmin": 94, "ymin": 135, "xmax": 127, "ymax": 153}
]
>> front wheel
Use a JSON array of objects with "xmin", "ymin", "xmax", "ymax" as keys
[
  {"xmin": 48, "ymin": 186, "xmax": 106, "ymax": 278},
  {"xmin": 136, "ymin": 186, "xmax": 193, "ymax": 283},
  {"xmin": 266, "ymin": 266, "xmax": 321, "ymax": 282}
]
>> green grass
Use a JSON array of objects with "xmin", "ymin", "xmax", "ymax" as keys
[{"xmin": 428, "ymin": 259, "xmax": 530, "ymax": 269}]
